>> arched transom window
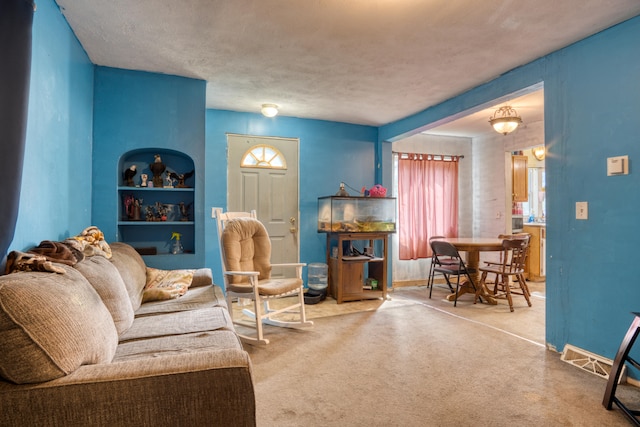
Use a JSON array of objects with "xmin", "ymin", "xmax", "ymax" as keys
[{"xmin": 240, "ymin": 144, "xmax": 287, "ymax": 169}]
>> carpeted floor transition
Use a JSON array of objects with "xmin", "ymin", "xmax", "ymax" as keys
[{"xmin": 232, "ymin": 283, "xmax": 638, "ymax": 426}]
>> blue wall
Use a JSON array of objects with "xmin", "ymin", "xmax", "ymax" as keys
[
  {"xmin": 13, "ymin": 0, "xmax": 640, "ymax": 363},
  {"xmin": 10, "ymin": 0, "xmax": 94, "ymax": 253},
  {"xmin": 205, "ymin": 110, "xmax": 378, "ymax": 285},
  {"xmin": 380, "ymin": 16, "xmax": 640, "ymax": 359},
  {"xmin": 92, "ymin": 67, "xmax": 206, "ymax": 270}
]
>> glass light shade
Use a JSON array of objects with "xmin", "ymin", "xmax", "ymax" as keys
[
  {"xmin": 533, "ymin": 146, "xmax": 545, "ymax": 160},
  {"xmin": 489, "ymin": 106, "xmax": 522, "ymax": 135},
  {"xmin": 261, "ymin": 104, "xmax": 279, "ymax": 117}
]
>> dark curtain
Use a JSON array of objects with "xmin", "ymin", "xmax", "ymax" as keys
[{"xmin": 0, "ymin": 0, "xmax": 35, "ymax": 260}]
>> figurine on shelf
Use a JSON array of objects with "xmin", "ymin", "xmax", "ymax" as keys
[
  {"xmin": 149, "ymin": 154, "xmax": 166, "ymax": 188},
  {"xmin": 145, "ymin": 205, "xmax": 155, "ymax": 221},
  {"xmin": 140, "ymin": 173, "xmax": 148, "ymax": 187},
  {"xmin": 132, "ymin": 199, "xmax": 142, "ymax": 221},
  {"xmin": 154, "ymin": 202, "xmax": 168, "ymax": 221},
  {"xmin": 123, "ymin": 165, "xmax": 137, "ymax": 187},
  {"xmin": 168, "ymin": 170, "xmax": 194, "ymax": 188},
  {"xmin": 179, "ymin": 202, "xmax": 192, "ymax": 221},
  {"xmin": 123, "ymin": 195, "xmax": 143, "ymax": 220},
  {"xmin": 164, "ymin": 171, "xmax": 175, "ymax": 188},
  {"xmin": 123, "ymin": 194, "xmax": 134, "ymax": 219}
]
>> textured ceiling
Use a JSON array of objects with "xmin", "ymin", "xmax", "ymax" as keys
[{"xmin": 55, "ymin": 0, "xmax": 640, "ymax": 129}]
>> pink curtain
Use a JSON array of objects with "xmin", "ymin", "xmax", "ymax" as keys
[{"xmin": 398, "ymin": 154, "xmax": 459, "ymax": 260}]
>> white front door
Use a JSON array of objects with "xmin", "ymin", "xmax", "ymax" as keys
[{"xmin": 227, "ymin": 134, "xmax": 300, "ymax": 274}]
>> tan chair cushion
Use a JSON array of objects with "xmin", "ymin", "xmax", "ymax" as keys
[
  {"xmin": 75, "ymin": 255, "xmax": 135, "ymax": 335},
  {"xmin": 221, "ymin": 218, "xmax": 271, "ymax": 284},
  {"xmin": 0, "ymin": 265, "xmax": 118, "ymax": 384}
]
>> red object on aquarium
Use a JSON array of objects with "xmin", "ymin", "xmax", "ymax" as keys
[{"xmin": 369, "ymin": 185, "xmax": 387, "ymax": 197}]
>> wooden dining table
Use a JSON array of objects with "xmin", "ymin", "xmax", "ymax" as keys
[{"xmin": 442, "ymin": 237, "xmax": 504, "ymax": 305}]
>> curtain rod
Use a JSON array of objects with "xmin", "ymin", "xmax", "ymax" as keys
[{"xmin": 393, "ymin": 152, "xmax": 464, "ymax": 161}]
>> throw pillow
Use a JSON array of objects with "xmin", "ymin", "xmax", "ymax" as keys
[{"xmin": 143, "ymin": 267, "xmax": 195, "ymax": 303}]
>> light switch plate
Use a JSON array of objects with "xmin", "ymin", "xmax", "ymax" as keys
[
  {"xmin": 576, "ymin": 201, "xmax": 588, "ymax": 220},
  {"xmin": 607, "ymin": 155, "xmax": 628, "ymax": 176}
]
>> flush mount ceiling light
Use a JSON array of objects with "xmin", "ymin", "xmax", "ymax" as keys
[
  {"xmin": 533, "ymin": 146, "xmax": 546, "ymax": 160},
  {"xmin": 261, "ymin": 104, "xmax": 279, "ymax": 117},
  {"xmin": 489, "ymin": 106, "xmax": 523, "ymax": 135}
]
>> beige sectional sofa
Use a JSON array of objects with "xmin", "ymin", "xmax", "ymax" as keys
[{"xmin": 0, "ymin": 242, "xmax": 256, "ymax": 426}]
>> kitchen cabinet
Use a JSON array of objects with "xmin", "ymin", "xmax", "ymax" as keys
[
  {"xmin": 512, "ymin": 155, "xmax": 528, "ymax": 202},
  {"xmin": 523, "ymin": 224, "xmax": 545, "ymax": 281}
]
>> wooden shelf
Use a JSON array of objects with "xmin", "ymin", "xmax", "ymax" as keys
[
  {"xmin": 118, "ymin": 149, "xmax": 195, "ymax": 256},
  {"xmin": 118, "ymin": 186, "xmax": 193, "ymax": 192},
  {"xmin": 118, "ymin": 221, "xmax": 194, "ymax": 226}
]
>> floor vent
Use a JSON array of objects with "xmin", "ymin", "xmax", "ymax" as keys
[{"xmin": 560, "ymin": 344, "xmax": 625, "ymax": 383}]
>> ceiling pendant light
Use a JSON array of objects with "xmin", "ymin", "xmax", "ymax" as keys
[
  {"xmin": 489, "ymin": 106, "xmax": 522, "ymax": 135},
  {"xmin": 261, "ymin": 104, "xmax": 279, "ymax": 117}
]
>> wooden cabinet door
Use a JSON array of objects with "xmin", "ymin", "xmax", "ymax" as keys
[
  {"xmin": 523, "ymin": 225, "xmax": 545, "ymax": 281},
  {"xmin": 512, "ymin": 155, "xmax": 528, "ymax": 202}
]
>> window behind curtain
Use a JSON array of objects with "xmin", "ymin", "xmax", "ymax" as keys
[{"xmin": 397, "ymin": 153, "xmax": 459, "ymax": 260}]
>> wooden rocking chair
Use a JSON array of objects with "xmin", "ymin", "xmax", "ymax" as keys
[{"xmin": 213, "ymin": 208, "xmax": 313, "ymax": 345}]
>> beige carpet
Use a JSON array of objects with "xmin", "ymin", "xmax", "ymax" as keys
[
  {"xmin": 231, "ymin": 291, "xmax": 421, "ymax": 322},
  {"xmin": 239, "ymin": 283, "xmax": 637, "ymax": 426}
]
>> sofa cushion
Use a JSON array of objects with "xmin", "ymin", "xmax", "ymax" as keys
[
  {"xmin": 75, "ymin": 255, "xmax": 135, "ymax": 335},
  {"xmin": 134, "ymin": 284, "xmax": 227, "ymax": 317},
  {"xmin": 114, "ymin": 330, "xmax": 243, "ymax": 362},
  {"xmin": 142, "ymin": 267, "xmax": 194, "ymax": 302},
  {"xmin": 119, "ymin": 307, "xmax": 234, "ymax": 343},
  {"xmin": 109, "ymin": 242, "xmax": 147, "ymax": 311},
  {"xmin": 0, "ymin": 265, "xmax": 118, "ymax": 384},
  {"xmin": 191, "ymin": 267, "xmax": 213, "ymax": 288}
]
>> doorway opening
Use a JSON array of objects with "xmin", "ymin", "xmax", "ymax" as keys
[{"xmin": 390, "ymin": 84, "xmax": 546, "ymax": 342}]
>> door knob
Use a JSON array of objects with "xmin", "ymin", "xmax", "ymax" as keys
[{"xmin": 289, "ymin": 217, "xmax": 297, "ymax": 233}]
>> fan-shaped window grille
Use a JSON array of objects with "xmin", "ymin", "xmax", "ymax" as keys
[{"xmin": 240, "ymin": 144, "xmax": 287, "ymax": 169}]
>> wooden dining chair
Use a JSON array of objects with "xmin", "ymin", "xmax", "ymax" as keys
[
  {"xmin": 428, "ymin": 240, "xmax": 477, "ymax": 306},
  {"xmin": 476, "ymin": 237, "xmax": 532, "ymax": 312},
  {"xmin": 481, "ymin": 233, "xmax": 530, "ymax": 290}
]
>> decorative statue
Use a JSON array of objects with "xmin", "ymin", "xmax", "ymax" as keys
[
  {"xmin": 149, "ymin": 154, "xmax": 166, "ymax": 188},
  {"xmin": 123, "ymin": 165, "xmax": 137, "ymax": 187},
  {"xmin": 179, "ymin": 202, "xmax": 192, "ymax": 221},
  {"xmin": 145, "ymin": 206, "xmax": 155, "ymax": 222},
  {"xmin": 164, "ymin": 171, "xmax": 175, "ymax": 188},
  {"xmin": 123, "ymin": 195, "xmax": 143, "ymax": 220},
  {"xmin": 140, "ymin": 173, "xmax": 148, "ymax": 187},
  {"xmin": 167, "ymin": 170, "xmax": 195, "ymax": 188},
  {"xmin": 154, "ymin": 202, "xmax": 168, "ymax": 221}
]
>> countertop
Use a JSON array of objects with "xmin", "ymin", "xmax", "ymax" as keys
[{"xmin": 524, "ymin": 222, "xmax": 546, "ymax": 227}]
